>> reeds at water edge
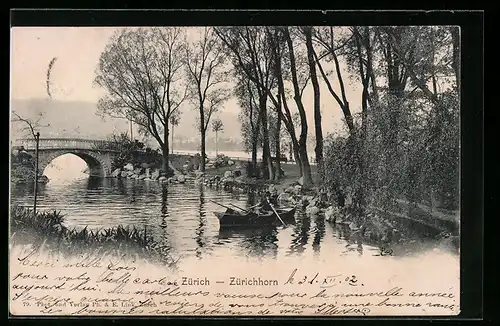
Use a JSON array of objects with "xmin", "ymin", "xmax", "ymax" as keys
[{"xmin": 10, "ymin": 205, "xmax": 180, "ymax": 269}]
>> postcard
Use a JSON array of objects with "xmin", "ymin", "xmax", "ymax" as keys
[{"xmin": 9, "ymin": 24, "xmax": 461, "ymax": 316}]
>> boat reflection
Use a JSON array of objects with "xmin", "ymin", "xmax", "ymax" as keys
[{"xmin": 218, "ymin": 226, "xmax": 278, "ymax": 258}]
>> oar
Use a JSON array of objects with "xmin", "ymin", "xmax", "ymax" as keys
[
  {"xmin": 210, "ymin": 200, "xmax": 237, "ymax": 212},
  {"xmin": 228, "ymin": 203, "xmax": 250, "ymax": 213},
  {"xmin": 267, "ymin": 198, "xmax": 287, "ymax": 227}
]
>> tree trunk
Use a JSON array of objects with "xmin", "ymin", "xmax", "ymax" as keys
[
  {"xmin": 298, "ymin": 142, "xmax": 313, "ymax": 188},
  {"xmin": 304, "ymin": 27, "xmax": 324, "ymax": 172},
  {"xmin": 171, "ymin": 124, "xmax": 174, "ymax": 155},
  {"xmin": 381, "ymin": 28, "xmax": 408, "ymax": 208},
  {"xmin": 292, "ymin": 140, "xmax": 302, "ymax": 175},
  {"xmin": 162, "ymin": 128, "xmax": 172, "ymax": 177},
  {"xmin": 260, "ymin": 95, "xmax": 274, "ymax": 181},
  {"xmin": 283, "ymin": 27, "xmax": 312, "ymax": 188},
  {"xmin": 199, "ymin": 107, "xmax": 206, "ymax": 172},
  {"xmin": 251, "ymin": 138, "xmax": 258, "ymax": 177},
  {"xmin": 200, "ymin": 128, "xmax": 206, "ymax": 171},
  {"xmin": 271, "ymin": 28, "xmax": 305, "ymax": 179},
  {"xmin": 215, "ymin": 130, "xmax": 218, "ymax": 156},
  {"xmin": 274, "ymin": 113, "xmax": 282, "ymax": 180},
  {"xmin": 450, "ymin": 26, "xmax": 460, "ymax": 89}
]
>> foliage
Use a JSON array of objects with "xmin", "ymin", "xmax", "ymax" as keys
[
  {"xmin": 10, "ymin": 164, "xmax": 36, "ymax": 184},
  {"xmin": 268, "ymin": 109, "xmax": 288, "ymax": 155},
  {"xmin": 234, "ymin": 76, "xmax": 262, "ymax": 153},
  {"xmin": 93, "ymin": 132, "xmax": 160, "ymax": 170},
  {"xmin": 11, "ymin": 147, "xmax": 36, "ymax": 184},
  {"xmin": 212, "ymin": 154, "xmax": 230, "ymax": 168},
  {"xmin": 170, "ymin": 110, "xmax": 181, "ymax": 127},
  {"xmin": 323, "ymin": 26, "xmax": 459, "ymax": 216},
  {"xmin": 184, "ymin": 27, "xmax": 230, "ymax": 171},
  {"xmin": 94, "ymin": 27, "xmax": 188, "ymax": 175},
  {"xmin": 212, "ymin": 118, "xmax": 224, "ymax": 133}
]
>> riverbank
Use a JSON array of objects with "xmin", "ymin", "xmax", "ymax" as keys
[
  {"xmin": 198, "ymin": 159, "xmax": 320, "ymax": 196},
  {"xmin": 10, "ymin": 206, "xmax": 180, "ymax": 268},
  {"xmin": 108, "ymin": 155, "xmax": 459, "ymax": 244},
  {"xmin": 10, "ymin": 164, "xmax": 49, "ymax": 186}
]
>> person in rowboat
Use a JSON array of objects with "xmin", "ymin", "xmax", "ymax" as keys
[{"xmin": 254, "ymin": 191, "xmax": 274, "ymax": 215}]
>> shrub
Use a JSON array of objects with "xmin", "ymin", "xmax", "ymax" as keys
[
  {"xmin": 213, "ymin": 154, "xmax": 230, "ymax": 168},
  {"xmin": 93, "ymin": 133, "xmax": 156, "ymax": 170},
  {"xmin": 322, "ymin": 92, "xmax": 459, "ymax": 218}
]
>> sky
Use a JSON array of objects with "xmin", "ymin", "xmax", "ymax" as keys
[{"xmin": 10, "ymin": 27, "xmax": 363, "ymax": 138}]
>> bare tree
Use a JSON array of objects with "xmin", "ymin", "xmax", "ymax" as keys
[
  {"xmin": 281, "ymin": 27, "xmax": 314, "ymax": 188},
  {"xmin": 267, "ymin": 28, "xmax": 304, "ymax": 176},
  {"xmin": 235, "ymin": 76, "xmax": 262, "ymax": 174},
  {"xmin": 313, "ymin": 27, "xmax": 356, "ymax": 133},
  {"xmin": 219, "ymin": 26, "xmax": 310, "ymax": 182},
  {"xmin": 11, "ymin": 111, "xmax": 48, "ymax": 215},
  {"xmin": 216, "ymin": 26, "xmax": 315, "ymax": 184},
  {"xmin": 211, "ymin": 118, "xmax": 224, "ymax": 156},
  {"xmin": 94, "ymin": 27, "xmax": 188, "ymax": 176},
  {"xmin": 185, "ymin": 27, "xmax": 230, "ymax": 172},
  {"xmin": 12, "ymin": 111, "xmax": 48, "ymax": 140},
  {"xmin": 302, "ymin": 26, "xmax": 324, "ymax": 170}
]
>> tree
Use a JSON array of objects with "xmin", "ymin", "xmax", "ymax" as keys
[
  {"xmin": 170, "ymin": 111, "xmax": 181, "ymax": 154},
  {"xmin": 322, "ymin": 25, "xmax": 459, "ymax": 225},
  {"xmin": 215, "ymin": 26, "xmax": 277, "ymax": 180},
  {"xmin": 211, "ymin": 118, "xmax": 224, "ymax": 156},
  {"xmin": 313, "ymin": 26, "xmax": 356, "ymax": 133},
  {"xmin": 11, "ymin": 111, "xmax": 48, "ymax": 214},
  {"xmin": 94, "ymin": 27, "xmax": 188, "ymax": 177},
  {"xmin": 235, "ymin": 76, "xmax": 262, "ymax": 175},
  {"xmin": 382, "ymin": 26, "xmax": 459, "ymax": 209},
  {"xmin": 302, "ymin": 26, "xmax": 324, "ymax": 171},
  {"xmin": 268, "ymin": 106, "xmax": 286, "ymax": 178},
  {"xmin": 11, "ymin": 111, "xmax": 48, "ymax": 141},
  {"xmin": 185, "ymin": 27, "xmax": 230, "ymax": 171},
  {"xmin": 267, "ymin": 28, "xmax": 305, "ymax": 176},
  {"xmin": 216, "ymin": 26, "xmax": 315, "ymax": 184},
  {"xmin": 281, "ymin": 27, "xmax": 314, "ymax": 188}
]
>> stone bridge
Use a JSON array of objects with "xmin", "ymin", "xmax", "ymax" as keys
[{"xmin": 12, "ymin": 138, "xmax": 119, "ymax": 177}]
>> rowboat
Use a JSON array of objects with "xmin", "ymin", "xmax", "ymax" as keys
[{"xmin": 214, "ymin": 207, "xmax": 296, "ymax": 228}]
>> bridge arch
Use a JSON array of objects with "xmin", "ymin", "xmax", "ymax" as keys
[{"xmin": 39, "ymin": 149, "xmax": 112, "ymax": 177}]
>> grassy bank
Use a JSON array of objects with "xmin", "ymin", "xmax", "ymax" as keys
[{"xmin": 10, "ymin": 206, "xmax": 179, "ymax": 268}]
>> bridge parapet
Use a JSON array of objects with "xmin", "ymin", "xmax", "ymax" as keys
[{"xmin": 12, "ymin": 138, "xmax": 112, "ymax": 151}]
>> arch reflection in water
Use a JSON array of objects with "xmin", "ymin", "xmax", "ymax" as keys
[{"xmin": 86, "ymin": 176, "xmax": 104, "ymax": 190}]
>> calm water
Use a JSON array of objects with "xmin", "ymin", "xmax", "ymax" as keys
[{"xmin": 11, "ymin": 174, "xmax": 458, "ymax": 263}]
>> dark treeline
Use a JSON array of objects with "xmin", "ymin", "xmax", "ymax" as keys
[{"xmin": 94, "ymin": 26, "xmax": 460, "ymax": 218}]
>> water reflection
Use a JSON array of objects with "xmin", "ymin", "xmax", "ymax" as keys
[
  {"xmin": 195, "ymin": 184, "xmax": 208, "ymax": 259},
  {"xmin": 87, "ymin": 176, "xmax": 103, "ymax": 190},
  {"xmin": 218, "ymin": 227, "xmax": 278, "ymax": 259},
  {"xmin": 311, "ymin": 215, "xmax": 326, "ymax": 255},
  {"xmin": 246, "ymin": 190, "xmax": 258, "ymax": 208},
  {"xmin": 160, "ymin": 186, "xmax": 169, "ymax": 228},
  {"xmin": 10, "ymin": 177, "xmax": 458, "ymax": 262},
  {"xmin": 288, "ymin": 211, "xmax": 311, "ymax": 255}
]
